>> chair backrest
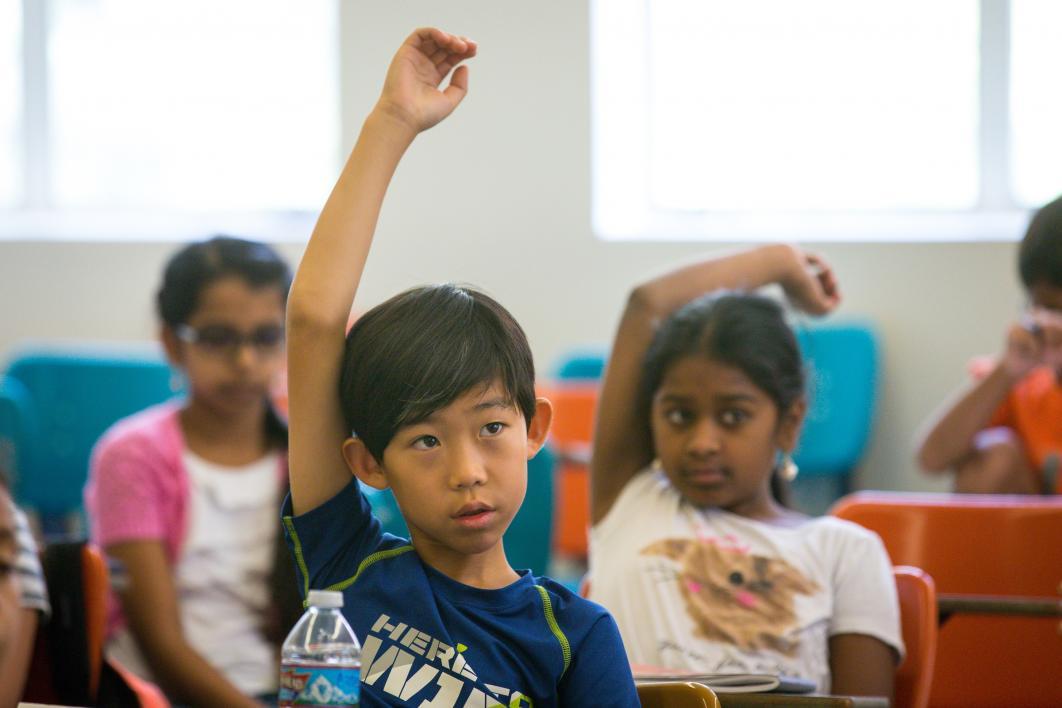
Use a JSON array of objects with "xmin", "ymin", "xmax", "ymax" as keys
[
  {"xmin": 636, "ymin": 681, "xmax": 721, "ymax": 708},
  {"xmin": 792, "ymin": 322, "xmax": 879, "ymax": 477},
  {"xmin": 22, "ymin": 541, "xmax": 108, "ymax": 704},
  {"xmin": 893, "ymin": 566, "xmax": 937, "ymax": 708},
  {"xmin": 23, "ymin": 540, "xmax": 170, "ymax": 707},
  {"xmin": 833, "ymin": 492, "xmax": 1062, "ymax": 708},
  {"xmin": 553, "ymin": 348, "xmax": 608, "ymax": 382},
  {"xmin": 540, "ymin": 383, "xmax": 598, "ymax": 559},
  {"xmin": 364, "ymin": 444, "xmax": 556, "ymax": 576},
  {"xmin": 3, "ymin": 347, "xmax": 177, "ymax": 526}
]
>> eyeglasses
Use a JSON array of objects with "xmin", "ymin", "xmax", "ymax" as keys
[{"xmin": 175, "ymin": 324, "xmax": 285, "ymax": 358}]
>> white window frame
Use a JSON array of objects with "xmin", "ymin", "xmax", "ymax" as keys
[
  {"xmin": 591, "ymin": 0, "xmax": 1032, "ymax": 242},
  {"xmin": 2, "ymin": 0, "xmax": 330, "ymax": 242}
]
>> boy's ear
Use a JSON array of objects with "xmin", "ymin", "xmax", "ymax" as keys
[
  {"xmin": 526, "ymin": 397, "xmax": 554, "ymax": 460},
  {"xmin": 774, "ymin": 397, "xmax": 808, "ymax": 453},
  {"xmin": 341, "ymin": 437, "xmax": 389, "ymax": 490}
]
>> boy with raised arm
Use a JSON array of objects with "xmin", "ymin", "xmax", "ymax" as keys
[{"xmin": 282, "ymin": 28, "xmax": 638, "ymax": 707}]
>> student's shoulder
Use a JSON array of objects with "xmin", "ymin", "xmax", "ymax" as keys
[
  {"xmin": 594, "ymin": 466, "xmax": 677, "ymax": 533},
  {"xmin": 94, "ymin": 401, "xmax": 182, "ymax": 455},
  {"xmin": 1015, "ymin": 366, "xmax": 1060, "ymax": 399},
  {"xmin": 530, "ymin": 576, "xmax": 616, "ymax": 634},
  {"xmin": 798, "ymin": 515, "xmax": 889, "ymax": 557}
]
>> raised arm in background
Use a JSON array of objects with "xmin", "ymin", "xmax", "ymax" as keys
[{"xmin": 590, "ymin": 244, "xmax": 839, "ymax": 524}]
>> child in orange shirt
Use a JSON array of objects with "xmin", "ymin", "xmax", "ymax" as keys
[{"xmin": 918, "ymin": 195, "xmax": 1062, "ymax": 493}]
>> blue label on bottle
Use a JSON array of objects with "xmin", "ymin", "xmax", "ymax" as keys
[{"xmin": 279, "ymin": 662, "xmax": 360, "ymax": 706}]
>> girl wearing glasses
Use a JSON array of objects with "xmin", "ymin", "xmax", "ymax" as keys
[{"xmin": 84, "ymin": 235, "xmax": 302, "ymax": 706}]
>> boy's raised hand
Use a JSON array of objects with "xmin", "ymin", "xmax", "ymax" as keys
[{"xmin": 377, "ymin": 28, "xmax": 477, "ymax": 135}]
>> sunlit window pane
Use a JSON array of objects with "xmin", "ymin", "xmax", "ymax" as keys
[
  {"xmin": 647, "ymin": 0, "xmax": 979, "ymax": 211},
  {"xmin": 1010, "ymin": 0, "xmax": 1062, "ymax": 207},
  {"xmin": 48, "ymin": 0, "xmax": 338, "ymax": 211},
  {"xmin": 0, "ymin": 0, "xmax": 21, "ymax": 207}
]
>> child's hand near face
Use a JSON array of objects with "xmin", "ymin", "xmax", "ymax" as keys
[
  {"xmin": 1004, "ymin": 309, "xmax": 1062, "ymax": 379},
  {"xmin": 375, "ymin": 28, "xmax": 477, "ymax": 136}
]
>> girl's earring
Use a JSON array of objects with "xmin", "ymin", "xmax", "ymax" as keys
[
  {"xmin": 169, "ymin": 368, "xmax": 186, "ymax": 394},
  {"xmin": 650, "ymin": 458, "xmax": 664, "ymax": 473},
  {"xmin": 780, "ymin": 453, "xmax": 799, "ymax": 481}
]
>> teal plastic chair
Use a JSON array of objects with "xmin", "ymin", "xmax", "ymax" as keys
[
  {"xmin": 364, "ymin": 444, "xmax": 556, "ymax": 576},
  {"xmin": 0, "ymin": 347, "xmax": 178, "ymax": 533},
  {"xmin": 553, "ymin": 348, "xmax": 608, "ymax": 381},
  {"xmin": 792, "ymin": 322, "xmax": 879, "ymax": 477}
]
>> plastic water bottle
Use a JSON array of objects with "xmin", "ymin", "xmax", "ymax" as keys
[{"xmin": 279, "ymin": 590, "xmax": 362, "ymax": 706}]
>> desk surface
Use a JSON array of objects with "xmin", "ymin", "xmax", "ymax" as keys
[
  {"xmin": 937, "ymin": 593, "xmax": 1062, "ymax": 617},
  {"xmin": 717, "ymin": 694, "xmax": 889, "ymax": 707}
]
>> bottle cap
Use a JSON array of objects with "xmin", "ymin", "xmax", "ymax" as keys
[{"xmin": 306, "ymin": 590, "xmax": 344, "ymax": 608}]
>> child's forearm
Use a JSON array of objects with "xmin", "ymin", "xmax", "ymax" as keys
[
  {"xmin": 628, "ymin": 244, "xmax": 797, "ymax": 321},
  {"xmin": 288, "ymin": 110, "xmax": 416, "ymax": 329},
  {"xmin": 286, "ymin": 110, "xmax": 417, "ymax": 513},
  {"xmin": 916, "ymin": 361, "xmax": 1018, "ymax": 472},
  {"xmin": 287, "ymin": 28, "xmax": 474, "ymax": 514}
]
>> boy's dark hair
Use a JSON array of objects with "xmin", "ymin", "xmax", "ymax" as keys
[
  {"xmin": 640, "ymin": 292, "xmax": 805, "ymax": 505},
  {"xmin": 156, "ymin": 235, "xmax": 293, "ymax": 327},
  {"xmin": 340, "ymin": 284, "xmax": 536, "ymax": 462},
  {"xmin": 1019, "ymin": 194, "xmax": 1062, "ymax": 289},
  {"xmin": 157, "ymin": 234, "xmax": 293, "ymax": 449}
]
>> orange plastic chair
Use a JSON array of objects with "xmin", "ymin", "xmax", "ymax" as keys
[
  {"xmin": 893, "ymin": 566, "xmax": 937, "ymax": 708},
  {"xmin": 832, "ymin": 492, "xmax": 1062, "ymax": 708},
  {"xmin": 593, "ymin": 570, "xmax": 934, "ymax": 708},
  {"xmin": 637, "ymin": 681, "xmax": 721, "ymax": 708},
  {"xmin": 22, "ymin": 540, "xmax": 170, "ymax": 707},
  {"xmin": 539, "ymin": 382, "xmax": 599, "ymax": 559}
]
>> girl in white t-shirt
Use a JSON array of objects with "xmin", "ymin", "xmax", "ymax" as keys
[{"xmin": 588, "ymin": 244, "xmax": 902, "ymax": 698}]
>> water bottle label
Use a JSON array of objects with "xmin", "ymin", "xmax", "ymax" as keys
[{"xmin": 279, "ymin": 662, "xmax": 360, "ymax": 706}]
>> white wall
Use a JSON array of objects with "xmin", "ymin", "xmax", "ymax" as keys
[{"xmin": 0, "ymin": 2, "xmax": 1026, "ymax": 494}]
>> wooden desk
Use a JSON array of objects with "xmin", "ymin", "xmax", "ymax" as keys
[{"xmin": 717, "ymin": 694, "xmax": 889, "ymax": 707}]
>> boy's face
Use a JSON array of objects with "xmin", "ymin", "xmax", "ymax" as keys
[
  {"xmin": 1029, "ymin": 282, "xmax": 1062, "ymax": 380},
  {"xmin": 1029, "ymin": 281, "xmax": 1062, "ymax": 314},
  {"xmin": 371, "ymin": 381, "xmax": 550, "ymax": 564}
]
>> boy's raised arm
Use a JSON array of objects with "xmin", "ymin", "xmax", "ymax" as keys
[
  {"xmin": 590, "ymin": 244, "xmax": 839, "ymax": 525},
  {"xmin": 287, "ymin": 28, "xmax": 476, "ymax": 515}
]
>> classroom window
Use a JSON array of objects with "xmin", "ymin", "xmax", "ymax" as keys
[
  {"xmin": 0, "ymin": 0, "xmax": 20, "ymax": 208},
  {"xmin": 1009, "ymin": 0, "xmax": 1062, "ymax": 207},
  {"xmin": 2, "ymin": 0, "xmax": 339, "ymax": 239},
  {"xmin": 591, "ymin": 0, "xmax": 1057, "ymax": 242}
]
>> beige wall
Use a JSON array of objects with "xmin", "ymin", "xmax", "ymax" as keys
[{"xmin": 0, "ymin": 2, "xmax": 1026, "ymax": 494}]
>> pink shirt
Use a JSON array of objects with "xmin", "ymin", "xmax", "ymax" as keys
[{"xmin": 83, "ymin": 402, "xmax": 287, "ymax": 636}]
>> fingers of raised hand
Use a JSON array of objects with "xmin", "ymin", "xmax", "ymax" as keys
[
  {"xmin": 1007, "ymin": 322, "xmax": 1043, "ymax": 362},
  {"xmin": 442, "ymin": 65, "xmax": 470, "ymax": 104},
  {"xmin": 805, "ymin": 253, "xmax": 840, "ymax": 302},
  {"xmin": 793, "ymin": 253, "xmax": 839, "ymax": 313},
  {"xmin": 413, "ymin": 28, "xmax": 475, "ymax": 63}
]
